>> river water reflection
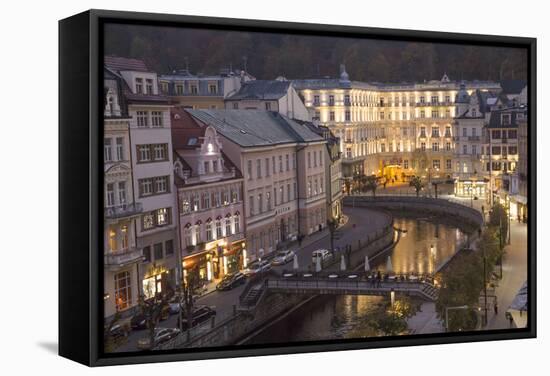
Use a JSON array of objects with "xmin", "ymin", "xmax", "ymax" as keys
[{"xmin": 245, "ymin": 216, "xmax": 466, "ymax": 345}]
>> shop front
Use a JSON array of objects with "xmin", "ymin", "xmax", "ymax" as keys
[
  {"xmin": 224, "ymin": 240, "xmax": 246, "ymax": 275},
  {"xmin": 454, "ymin": 178, "xmax": 488, "ymax": 199},
  {"xmin": 181, "ymin": 238, "xmax": 246, "ymax": 289},
  {"xmin": 182, "ymin": 250, "xmax": 215, "ymax": 285},
  {"xmin": 141, "ymin": 264, "xmax": 171, "ymax": 300}
]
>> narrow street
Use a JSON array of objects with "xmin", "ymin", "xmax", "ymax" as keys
[{"xmin": 116, "ymin": 206, "xmax": 390, "ymax": 352}]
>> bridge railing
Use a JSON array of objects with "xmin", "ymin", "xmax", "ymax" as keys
[
  {"xmin": 267, "ymin": 271, "xmax": 436, "ymax": 287},
  {"xmin": 265, "ymin": 277, "xmax": 435, "ymax": 297}
]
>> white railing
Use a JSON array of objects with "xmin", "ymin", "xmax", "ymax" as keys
[{"xmin": 104, "ymin": 248, "xmax": 143, "ymax": 267}]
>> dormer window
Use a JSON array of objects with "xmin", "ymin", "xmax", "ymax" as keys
[
  {"xmin": 471, "ymin": 108, "xmax": 477, "ymax": 117},
  {"xmin": 190, "ymin": 84, "xmax": 198, "ymax": 94},
  {"xmin": 208, "ymin": 84, "xmax": 218, "ymax": 94},
  {"xmin": 176, "ymin": 84, "xmax": 184, "ymax": 95},
  {"xmin": 207, "ymin": 143, "xmax": 214, "ymax": 154},
  {"xmin": 135, "ymin": 78, "xmax": 143, "ymax": 94},
  {"xmin": 145, "ymin": 79, "xmax": 153, "ymax": 94},
  {"xmin": 502, "ymin": 114, "xmax": 511, "ymax": 125}
]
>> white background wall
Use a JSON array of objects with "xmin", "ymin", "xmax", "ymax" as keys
[{"xmin": 0, "ymin": 0, "xmax": 547, "ymax": 374}]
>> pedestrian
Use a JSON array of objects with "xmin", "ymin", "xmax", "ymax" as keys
[
  {"xmin": 508, "ymin": 314, "xmax": 514, "ymax": 328},
  {"xmin": 494, "ymin": 303, "xmax": 498, "ymax": 315}
]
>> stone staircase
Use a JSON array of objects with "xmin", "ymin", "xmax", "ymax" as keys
[{"xmin": 421, "ymin": 283, "xmax": 439, "ymax": 300}]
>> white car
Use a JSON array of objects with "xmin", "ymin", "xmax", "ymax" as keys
[
  {"xmin": 271, "ymin": 250, "xmax": 296, "ymax": 266},
  {"xmin": 312, "ymin": 249, "xmax": 332, "ymax": 264},
  {"xmin": 137, "ymin": 327, "xmax": 181, "ymax": 350},
  {"xmin": 243, "ymin": 260, "xmax": 272, "ymax": 276}
]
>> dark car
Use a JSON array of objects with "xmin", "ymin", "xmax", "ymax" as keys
[
  {"xmin": 131, "ymin": 304, "xmax": 170, "ymax": 330},
  {"xmin": 131, "ymin": 312, "xmax": 148, "ymax": 330},
  {"xmin": 177, "ymin": 305, "xmax": 217, "ymax": 330},
  {"xmin": 216, "ymin": 272, "xmax": 246, "ymax": 291}
]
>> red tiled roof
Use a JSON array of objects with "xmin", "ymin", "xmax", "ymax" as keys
[
  {"xmin": 104, "ymin": 56, "xmax": 150, "ymax": 73},
  {"xmin": 171, "ymin": 108, "xmax": 206, "ymax": 150}
]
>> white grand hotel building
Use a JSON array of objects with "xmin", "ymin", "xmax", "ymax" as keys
[{"xmin": 293, "ymin": 65, "xmax": 501, "ymax": 186}]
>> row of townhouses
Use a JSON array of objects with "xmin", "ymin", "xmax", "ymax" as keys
[{"xmin": 103, "ymin": 56, "xmax": 528, "ymax": 319}]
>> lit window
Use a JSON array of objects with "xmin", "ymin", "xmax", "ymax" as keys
[{"xmin": 114, "ymin": 271, "xmax": 132, "ymax": 311}]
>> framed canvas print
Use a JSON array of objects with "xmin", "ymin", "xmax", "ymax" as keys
[{"xmin": 59, "ymin": 9, "xmax": 536, "ymax": 366}]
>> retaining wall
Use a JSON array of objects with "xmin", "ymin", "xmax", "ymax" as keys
[
  {"xmin": 158, "ymin": 292, "xmax": 309, "ymax": 349},
  {"xmin": 344, "ymin": 196, "xmax": 483, "ymax": 228}
]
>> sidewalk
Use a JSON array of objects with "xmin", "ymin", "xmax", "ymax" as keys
[
  {"xmin": 485, "ymin": 219, "xmax": 528, "ymax": 330},
  {"xmin": 406, "ymin": 302, "xmax": 444, "ymax": 334}
]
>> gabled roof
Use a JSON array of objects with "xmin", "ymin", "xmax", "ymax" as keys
[
  {"xmin": 487, "ymin": 107, "xmax": 528, "ymax": 129},
  {"xmin": 186, "ymin": 109, "xmax": 324, "ymax": 147},
  {"xmin": 170, "ymin": 108, "xmax": 206, "ymax": 150},
  {"xmin": 226, "ymin": 80, "xmax": 291, "ymax": 101},
  {"xmin": 500, "ymin": 80, "xmax": 527, "ymax": 95},
  {"xmin": 104, "ymin": 56, "xmax": 150, "ymax": 73}
]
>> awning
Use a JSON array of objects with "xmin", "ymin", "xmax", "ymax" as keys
[{"xmin": 506, "ymin": 281, "xmax": 528, "ymax": 328}]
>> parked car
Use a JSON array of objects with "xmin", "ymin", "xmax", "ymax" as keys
[
  {"xmin": 216, "ymin": 272, "xmax": 246, "ymax": 291},
  {"xmin": 131, "ymin": 303, "xmax": 170, "ymax": 329},
  {"xmin": 105, "ymin": 323, "xmax": 128, "ymax": 339},
  {"xmin": 176, "ymin": 305, "xmax": 217, "ymax": 330},
  {"xmin": 130, "ymin": 312, "xmax": 148, "ymax": 330},
  {"xmin": 312, "ymin": 249, "xmax": 332, "ymax": 264},
  {"xmin": 271, "ymin": 250, "xmax": 296, "ymax": 266},
  {"xmin": 136, "ymin": 327, "xmax": 181, "ymax": 350},
  {"xmin": 243, "ymin": 260, "xmax": 272, "ymax": 277}
]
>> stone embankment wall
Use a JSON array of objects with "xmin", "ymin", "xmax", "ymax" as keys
[{"xmin": 344, "ymin": 196, "xmax": 483, "ymax": 228}]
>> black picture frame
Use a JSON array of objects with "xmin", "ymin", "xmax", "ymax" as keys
[{"xmin": 59, "ymin": 9, "xmax": 537, "ymax": 367}]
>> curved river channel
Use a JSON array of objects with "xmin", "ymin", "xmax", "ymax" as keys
[{"xmin": 245, "ymin": 215, "xmax": 467, "ymax": 345}]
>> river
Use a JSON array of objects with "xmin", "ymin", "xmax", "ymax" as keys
[{"xmin": 244, "ymin": 215, "xmax": 467, "ymax": 345}]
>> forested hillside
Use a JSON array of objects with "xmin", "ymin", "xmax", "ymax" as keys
[{"xmin": 104, "ymin": 23, "xmax": 527, "ymax": 82}]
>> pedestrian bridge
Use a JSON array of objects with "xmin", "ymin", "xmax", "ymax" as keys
[{"xmin": 239, "ymin": 272, "xmax": 439, "ymax": 310}]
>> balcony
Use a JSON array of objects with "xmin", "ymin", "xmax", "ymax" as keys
[
  {"xmin": 468, "ymin": 136, "xmax": 481, "ymax": 141},
  {"xmin": 415, "ymin": 101, "xmax": 453, "ymax": 107},
  {"xmin": 104, "ymin": 248, "xmax": 143, "ymax": 270},
  {"xmin": 104, "ymin": 202, "xmax": 143, "ymax": 219}
]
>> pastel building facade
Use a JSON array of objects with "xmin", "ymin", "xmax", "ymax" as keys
[
  {"xmin": 159, "ymin": 69, "xmax": 253, "ymax": 110},
  {"xmin": 186, "ymin": 109, "xmax": 327, "ymax": 262},
  {"xmin": 103, "ymin": 68, "xmax": 143, "ymax": 319},
  {"xmin": 171, "ymin": 109, "xmax": 246, "ymax": 283},
  {"xmin": 224, "ymin": 79, "xmax": 310, "ymax": 121},
  {"xmin": 105, "ymin": 57, "xmax": 180, "ymax": 302},
  {"xmin": 452, "ymin": 85, "xmax": 498, "ymax": 197}
]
